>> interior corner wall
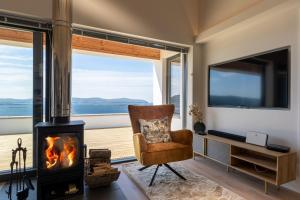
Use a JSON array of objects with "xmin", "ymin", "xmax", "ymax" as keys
[
  {"xmin": 199, "ymin": 7, "xmax": 300, "ymax": 192},
  {"xmin": 185, "ymin": 44, "xmax": 203, "ymax": 130}
]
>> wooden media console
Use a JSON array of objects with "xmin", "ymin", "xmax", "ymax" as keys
[{"xmin": 194, "ymin": 134, "xmax": 297, "ymax": 193}]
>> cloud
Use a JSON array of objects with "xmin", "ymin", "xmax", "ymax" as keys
[
  {"xmin": 0, "ymin": 86, "xmax": 32, "ymax": 99},
  {"xmin": 0, "ymin": 44, "xmax": 32, "ymax": 53},
  {"xmin": 0, "ymin": 55, "xmax": 33, "ymax": 62},
  {"xmin": 73, "ymin": 68, "xmax": 152, "ymax": 83},
  {"xmin": 72, "ymin": 68, "xmax": 153, "ymax": 101},
  {"xmin": 0, "ymin": 62, "xmax": 32, "ymax": 69}
]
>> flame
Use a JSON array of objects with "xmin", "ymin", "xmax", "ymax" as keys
[
  {"xmin": 60, "ymin": 137, "xmax": 76, "ymax": 167},
  {"xmin": 45, "ymin": 136, "xmax": 77, "ymax": 169},
  {"xmin": 45, "ymin": 136, "xmax": 60, "ymax": 169},
  {"xmin": 64, "ymin": 144, "xmax": 76, "ymax": 167}
]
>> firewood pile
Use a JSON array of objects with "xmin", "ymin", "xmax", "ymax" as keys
[{"xmin": 85, "ymin": 149, "xmax": 120, "ymax": 188}]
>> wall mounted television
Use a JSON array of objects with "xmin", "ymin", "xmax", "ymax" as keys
[{"xmin": 208, "ymin": 47, "xmax": 290, "ymax": 109}]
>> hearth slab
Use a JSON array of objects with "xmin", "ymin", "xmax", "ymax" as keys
[{"xmin": 0, "ymin": 179, "xmax": 126, "ymax": 200}]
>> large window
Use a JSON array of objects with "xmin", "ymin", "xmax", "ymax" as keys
[
  {"xmin": 167, "ymin": 54, "xmax": 181, "ymax": 115},
  {"xmin": 0, "ymin": 43, "xmax": 33, "ymax": 116},
  {"xmin": 0, "ymin": 34, "xmax": 34, "ymax": 172},
  {"xmin": 72, "ymin": 52, "xmax": 154, "ymax": 115},
  {"xmin": 0, "ymin": 27, "xmax": 45, "ymax": 172},
  {"xmin": 71, "ymin": 37, "xmax": 157, "ymax": 161}
]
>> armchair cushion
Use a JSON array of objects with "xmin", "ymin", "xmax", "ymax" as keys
[
  {"xmin": 139, "ymin": 117, "xmax": 171, "ymax": 144},
  {"xmin": 140, "ymin": 142, "xmax": 193, "ymax": 165},
  {"xmin": 147, "ymin": 142, "xmax": 187, "ymax": 152}
]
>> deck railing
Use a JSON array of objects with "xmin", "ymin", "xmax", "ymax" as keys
[
  {"xmin": 0, "ymin": 114, "xmax": 131, "ymax": 135},
  {"xmin": 0, "ymin": 114, "xmax": 134, "ymax": 172}
]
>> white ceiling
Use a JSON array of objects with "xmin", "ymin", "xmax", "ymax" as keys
[{"xmin": 0, "ymin": 0, "xmax": 286, "ymax": 45}]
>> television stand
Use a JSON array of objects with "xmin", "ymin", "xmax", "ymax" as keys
[{"xmin": 193, "ymin": 134, "xmax": 297, "ymax": 194}]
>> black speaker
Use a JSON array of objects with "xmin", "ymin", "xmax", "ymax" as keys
[
  {"xmin": 267, "ymin": 144, "xmax": 290, "ymax": 153},
  {"xmin": 208, "ymin": 130, "xmax": 246, "ymax": 142}
]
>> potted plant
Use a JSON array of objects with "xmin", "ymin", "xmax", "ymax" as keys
[{"xmin": 188, "ymin": 104, "xmax": 206, "ymax": 135}]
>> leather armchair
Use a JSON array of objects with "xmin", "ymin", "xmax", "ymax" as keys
[{"xmin": 128, "ymin": 104, "xmax": 193, "ymax": 186}]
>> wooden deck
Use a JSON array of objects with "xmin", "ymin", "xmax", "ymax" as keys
[{"xmin": 0, "ymin": 127, "xmax": 134, "ymax": 171}]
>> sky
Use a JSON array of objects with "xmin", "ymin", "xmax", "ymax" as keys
[
  {"xmin": 72, "ymin": 51, "xmax": 153, "ymax": 102},
  {"xmin": 210, "ymin": 70, "xmax": 261, "ymax": 99},
  {"xmin": 0, "ymin": 44, "xmax": 33, "ymax": 99},
  {"xmin": 0, "ymin": 44, "xmax": 154, "ymax": 102},
  {"xmin": 170, "ymin": 62, "xmax": 181, "ymax": 97}
]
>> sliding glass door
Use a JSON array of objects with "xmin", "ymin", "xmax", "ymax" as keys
[
  {"xmin": 166, "ymin": 53, "xmax": 188, "ymax": 128},
  {"xmin": 167, "ymin": 54, "xmax": 181, "ymax": 116},
  {"xmin": 71, "ymin": 34, "xmax": 154, "ymax": 161},
  {"xmin": 0, "ymin": 26, "xmax": 47, "ymax": 177}
]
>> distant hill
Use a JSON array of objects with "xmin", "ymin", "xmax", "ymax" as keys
[
  {"xmin": 0, "ymin": 98, "xmax": 32, "ymax": 104},
  {"xmin": 0, "ymin": 98, "xmax": 33, "ymax": 116},
  {"xmin": 72, "ymin": 97, "xmax": 149, "ymax": 104},
  {"xmin": 72, "ymin": 97, "xmax": 151, "ymax": 115},
  {"xmin": 0, "ymin": 98, "xmax": 152, "ymax": 116}
]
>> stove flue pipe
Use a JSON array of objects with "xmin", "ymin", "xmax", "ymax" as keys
[{"xmin": 51, "ymin": 0, "xmax": 72, "ymax": 123}]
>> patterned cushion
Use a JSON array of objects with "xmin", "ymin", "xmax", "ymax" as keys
[{"xmin": 139, "ymin": 117, "xmax": 172, "ymax": 144}]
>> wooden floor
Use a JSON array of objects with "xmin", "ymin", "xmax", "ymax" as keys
[
  {"xmin": 117, "ymin": 158, "xmax": 300, "ymax": 200},
  {"xmin": 0, "ymin": 127, "xmax": 134, "ymax": 171},
  {"xmin": 1, "ymin": 158, "xmax": 299, "ymax": 199}
]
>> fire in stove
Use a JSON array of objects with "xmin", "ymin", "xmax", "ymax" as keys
[{"xmin": 44, "ymin": 136, "xmax": 78, "ymax": 169}]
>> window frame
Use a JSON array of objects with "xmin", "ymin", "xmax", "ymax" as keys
[
  {"xmin": 166, "ymin": 54, "xmax": 182, "ymax": 116},
  {"xmin": 0, "ymin": 23, "xmax": 51, "ymax": 181}
]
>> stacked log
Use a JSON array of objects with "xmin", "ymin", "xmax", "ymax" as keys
[{"xmin": 85, "ymin": 149, "xmax": 120, "ymax": 188}]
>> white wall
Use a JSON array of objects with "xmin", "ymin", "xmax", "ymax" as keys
[{"xmin": 200, "ymin": 6, "xmax": 300, "ymax": 191}]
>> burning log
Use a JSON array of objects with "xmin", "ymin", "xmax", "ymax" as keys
[{"xmin": 44, "ymin": 136, "xmax": 78, "ymax": 169}]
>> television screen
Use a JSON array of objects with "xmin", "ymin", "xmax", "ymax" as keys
[{"xmin": 208, "ymin": 48, "xmax": 289, "ymax": 109}]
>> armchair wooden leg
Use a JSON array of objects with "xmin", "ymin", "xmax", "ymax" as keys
[
  {"xmin": 164, "ymin": 163, "xmax": 186, "ymax": 180},
  {"xmin": 139, "ymin": 165, "xmax": 152, "ymax": 171},
  {"xmin": 149, "ymin": 164, "xmax": 161, "ymax": 186}
]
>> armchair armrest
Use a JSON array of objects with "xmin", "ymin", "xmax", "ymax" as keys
[
  {"xmin": 133, "ymin": 133, "xmax": 148, "ymax": 153},
  {"xmin": 170, "ymin": 129, "xmax": 193, "ymax": 145}
]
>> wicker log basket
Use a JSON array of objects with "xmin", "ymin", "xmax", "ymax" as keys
[{"xmin": 85, "ymin": 148, "xmax": 120, "ymax": 188}]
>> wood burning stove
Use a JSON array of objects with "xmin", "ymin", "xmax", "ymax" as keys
[
  {"xmin": 36, "ymin": 121, "xmax": 84, "ymax": 200},
  {"xmin": 35, "ymin": 1, "xmax": 85, "ymax": 199}
]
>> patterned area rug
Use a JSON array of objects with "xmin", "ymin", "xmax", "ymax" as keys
[{"xmin": 122, "ymin": 162, "xmax": 246, "ymax": 200}]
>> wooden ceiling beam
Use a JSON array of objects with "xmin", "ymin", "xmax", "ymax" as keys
[
  {"xmin": 0, "ymin": 28, "xmax": 33, "ymax": 43},
  {"xmin": 72, "ymin": 34, "xmax": 160, "ymax": 60},
  {"xmin": 0, "ymin": 28, "xmax": 160, "ymax": 60}
]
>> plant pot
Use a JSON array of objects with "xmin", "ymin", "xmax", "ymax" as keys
[{"xmin": 193, "ymin": 122, "xmax": 206, "ymax": 135}]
